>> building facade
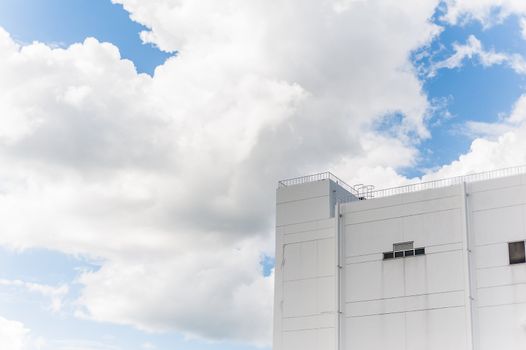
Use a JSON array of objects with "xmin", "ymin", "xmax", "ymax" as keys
[{"xmin": 273, "ymin": 168, "xmax": 526, "ymax": 350}]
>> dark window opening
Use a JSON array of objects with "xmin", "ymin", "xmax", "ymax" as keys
[
  {"xmin": 509, "ymin": 241, "xmax": 526, "ymax": 265},
  {"xmin": 384, "ymin": 241, "xmax": 426, "ymax": 260},
  {"xmin": 415, "ymin": 247, "xmax": 425, "ymax": 256},
  {"xmin": 404, "ymin": 250, "xmax": 414, "ymax": 257}
]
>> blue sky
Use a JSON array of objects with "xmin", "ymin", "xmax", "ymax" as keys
[
  {"xmin": 0, "ymin": 0, "xmax": 170, "ymax": 75},
  {"xmin": 413, "ymin": 12, "xmax": 526, "ymax": 175},
  {"xmin": 1, "ymin": 1, "xmax": 526, "ymax": 350}
]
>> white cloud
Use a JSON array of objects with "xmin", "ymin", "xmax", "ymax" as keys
[
  {"xmin": 0, "ymin": 279, "xmax": 69, "ymax": 313},
  {"xmin": 142, "ymin": 342, "xmax": 156, "ymax": 350},
  {"xmin": 54, "ymin": 341, "xmax": 120, "ymax": 350},
  {"xmin": 430, "ymin": 35, "xmax": 526, "ymax": 76},
  {"xmin": 0, "ymin": 314, "xmax": 116, "ymax": 350},
  {"xmin": 424, "ymin": 94, "xmax": 526, "ymax": 180},
  {"xmin": 509, "ymin": 53, "xmax": 526, "ymax": 73},
  {"xmin": 463, "ymin": 120, "xmax": 514, "ymax": 138},
  {"xmin": 0, "ymin": 316, "xmax": 49, "ymax": 350},
  {"xmin": 0, "ymin": 316, "xmax": 30, "ymax": 350},
  {"xmin": 75, "ymin": 237, "xmax": 274, "ymax": 345},
  {"xmin": 0, "ymin": 0, "xmax": 444, "ymax": 345},
  {"xmin": 520, "ymin": 17, "xmax": 526, "ymax": 39},
  {"xmin": 442, "ymin": 0, "xmax": 526, "ymax": 27}
]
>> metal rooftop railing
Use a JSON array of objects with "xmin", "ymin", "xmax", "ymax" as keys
[
  {"xmin": 278, "ymin": 165, "xmax": 526, "ymax": 203},
  {"xmin": 278, "ymin": 171, "xmax": 361, "ymax": 197},
  {"xmin": 340, "ymin": 164, "xmax": 526, "ymax": 203}
]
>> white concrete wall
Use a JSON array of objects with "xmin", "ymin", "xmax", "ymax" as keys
[
  {"xmin": 340, "ymin": 184, "xmax": 470, "ymax": 350},
  {"xmin": 273, "ymin": 179, "xmax": 354, "ymax": 350},
  {"xmin": 468, "ymin": 174, "xmax": 526, "ymax": 350}
]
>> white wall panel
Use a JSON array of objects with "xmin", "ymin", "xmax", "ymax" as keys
[
  {"xmin": 345, "ymin": 261, "xmax": 383, "ymax": 302},
  {"xmin": 471, "ymin": 205, "xmax": 524, "ymax": 246},
  {"xmin": 477, "ymin": 265, "xmax": 526, "ymax": 289},
  {"xmin": 425, "ymin": 242, "xmax": 463, "ymax": 254},
  {"xmin": 344, "ymin": 218, "xmax": 404, "ymax": 257},
  {"xmin": 283, "ymin": 239, "xmax": 335, "ymax": 280},
  {"xmin": 344, "ymin": 196, "xmax": 461, "ymax": 225},
  {"xmin": 282, "ymin": 329, "xmax": 317, "ymax": 350},
  {"xmin": 300, "ymin": 241, "xmax": 317, "ymax": 279},
  {"xmin": 345, "ymin": 290, "xmax": 464, "ymax": 317},
  {"xmin": 277, "ymin": 196, "xmax": 331, "ymax": 226},
  {"xmin": 425, "ymin": 250, "xmax": 465, "ymax": 294},
  {"xmin": 277, "ymin": 180, "xmax": 330, "ymax": 203},
  {"xmin": 479, "ymin": 304, "xmax": 526, "ymax": 350},
  {"xmin": 282, "ymin": 314, "xmax": 335, "ymax": 331},
  {"xmin": 283, "ymin": 279, "xmax": 317, "ymax": 317},
  {"xmin": 474, "ymin": 243, "xmax": 509, "ymax": 269},
  {"xmin": 278, "ymin": 217, "xmax": 334, "ymax": 236},
  {"xmin": 345, "ymin": 259, "xmax": 405, "ymax": 302},
  {"xmin": 282, "ymin": 327, "xmax": 336, "ymax": 350},
  {"xmin": 469, "ymin": 184, "xmax": 526, "ymax": 212},
  {"xmin": 283, "ymin": 243, "xmax": 301, "ymax": 281},
  {"xmin": 318, "ymin": 276, "xmax": 336, "ymax": 313},
  {"xmin": 318, "ymin": 238, "xmax": 335, "ymax": 276},
  {"xmin": 405, "ymin": 307, "xmax": 468, "ymax": 350},
  {"xmin": 403, "ymin": 209, "xmax": 463, "ymax": 247},
  {"xmin": 283, "ymin": 226, "xmax": 334, "ymax": 245},
  {"xmin": 317, "ymin": 328, "xmax": 336, "ymax": 350},
  {"xmin": 478, "ymin": 284, "xmax": 526, "ymax": 307},
  {"xmin": 467, "ymin": 174, "xmax": 523, "ymax": 193},
  {"xmin": 404, "ymin": 255, "xmax": 430, "ymax": 296},
  {"xmin": 345, "ymin": 313, "xmax": 405, "ymax": 350}
]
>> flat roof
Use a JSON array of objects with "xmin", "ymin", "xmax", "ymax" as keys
[{"xmin": 279, "ymin": 165, "xmax": 526, "ymax": 201}]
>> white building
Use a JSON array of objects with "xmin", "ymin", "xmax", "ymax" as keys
[{"xmin": 273, "ymin": 167, "xmax": 526, "ymax": 350}]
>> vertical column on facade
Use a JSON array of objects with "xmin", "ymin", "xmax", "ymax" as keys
[
  {"xmin": 335, "ymin": 201, "xmax": 344, "ymax": 350},
  {"xmin": 461, "ymin": 182, "xmax": 479, "ymax": 350}
]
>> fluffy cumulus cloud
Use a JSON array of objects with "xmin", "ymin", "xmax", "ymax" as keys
[
  {"xmin": 425, "ymin": 93, "xmax": 526, "ymax": 180},
  {"xmin": 0, "ymin": 0, "xmax": 447, "ymax": 346}
]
